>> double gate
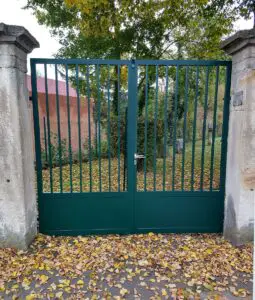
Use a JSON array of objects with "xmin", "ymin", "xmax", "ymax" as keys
[{"xmin": 31, "ymin": 59, "xmax": 231, "ymax": 235}]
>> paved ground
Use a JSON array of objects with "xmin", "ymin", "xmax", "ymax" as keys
[{"xmin": 0, "ymin": 234, "xmax": 253, "ymax": 299}]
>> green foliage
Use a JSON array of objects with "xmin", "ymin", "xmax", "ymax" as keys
[
  {"xmin": 107, "ymin": 109, "xmax": 164, "ymax": 171},
  {"xmin": 41, "ymin": 133, "xmax": 69, "ymax": 168},
  {"xmin": 237, "ymin": 0, "xmax": 255, "ymax": 26},
  {"xmin": 99, "ymin": 140, "xmax": 110, "ymax": 158},
  {"xmin": 25, "ymin": 0, "xmax": 240, "ymax": 61},
  {"xmin": 25, "ymin": 0, "xmax": 238, "ymax": 143}
]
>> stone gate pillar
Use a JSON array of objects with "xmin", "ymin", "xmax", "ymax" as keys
[
  {"xmin": 0, "ymin": 23, "xmax": 39, "ymax": 249},
  {"xmin": 221, "ymin": 28, "xmax": 255, "ymax": 245}
]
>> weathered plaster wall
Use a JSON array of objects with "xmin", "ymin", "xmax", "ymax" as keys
[
  {"xmin": 0, "ymin": 23, "xmax": 39, "ymax": 249},
  {"xmin": 222, "ymin": 31, "xmax": 255, "ymax": 245}
]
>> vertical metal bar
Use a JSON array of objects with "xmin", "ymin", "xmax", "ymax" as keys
[
  {"xmin": 191, "ymin": 67, "xmax": 199, "ymax": 191},
  {"xmin": 43, "ymin": 116, "xmax": 48, "ymax": 162},
  {"xmin": 153, "ymin": 65, "xmax": 159, "ymax": 191},
  {"xmin": 96, "ymin": 64, "xmax": 102, "ymax": 192},
  {"xmin": 44, "ymin": 64, "xmax": 53, "ymax": 193},
  {"xmin": 95, "ymin": 120, "xmax": 98, "ymax": 157},
  {"xmin": 172, "ymin": 66, "xmax": 179, "ymax": 191},
  {"xmin": 31, "ymin": 61, "xmax": 43, "ymax": 196},
  {"xmin": 128, "ymin": 60, "xmax": 137, "ymax": 231},
  {"xmin": 143, "ymin": 65, "xmax": 149, "ymax": 191},
  {"xmin": 75, "ymin": 64, "xmax": 83, "ymax": 192},
  {"xmin": 107, "ymin": 64, "xmax": 111, "ymax": 191},
  {"xmin": 123, "ymin": 107, "xmax": 128, "ymax": 191},
  {"xmin": 200, "ymin": 66, "xmax": 210, "ymax": 191},
  {"xmin": 163, "ymin": 66, "xmax": 169, "ymax": 191},
  {"xmin": 181, "ymin": 66, "xmax": 189, "ymax": 191},
  {"xmin": 65, "ymin": 64, "xmax": 73, "ymax": 192},
  {"xmin": 55, "ymin": 64, "xmax": 63, "ymax": 192},
  {"xmin": 219, "ymin": 63, "xmax": 232, "ymax": 192},
  {"xmin": 86, "ymin": 65, "xmax": 92, "ymax": 192},
  {"xmin": 117, "ymin": 64, "xmax": 121, "ymax": 192},
  {"xmin": 210, "ymin": 66, "xmax": 219, "ymax": 191}
]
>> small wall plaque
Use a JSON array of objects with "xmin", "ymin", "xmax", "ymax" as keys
[{"xmin": 233, "ymin": 91, "xmax": 243, "ymax": 106}]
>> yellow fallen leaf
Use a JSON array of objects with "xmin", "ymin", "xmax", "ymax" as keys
[
  {"xmin": 39, "ymin": 274, "xmax": 49, "ymax": 284},
  {"xmin": 203, "ymin": 283, "xmax": 214, "ymax": 291},
  {"xmin": 162, "ymin": 289, "xmax": 168, "ymax": 296},
  {"xmin": 120, "ymin": 288, "xmax": 128, "ymax": 296},
  {"xmin": 56, "ymin": 291, "xmax": 63, "ymax": 298},
  {"xmin": 161, "ymin": 261, "xmax": 168, "ymax": 268},
  {"xmin": 77, "ymin": 280, "xmax": 84, "ymax": 285},
  {"xmin": 206, "ymin": 249, "xmax": 213, "ymax": 254},
  {"xmin": 11, "ymin": 284, "xmax": 19, "ymax": 289},
  {"xmin": 60, "ymin": 279, "xmax": 70, "ymax": 286}
]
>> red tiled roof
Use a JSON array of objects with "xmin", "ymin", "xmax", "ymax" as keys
[{"xmin": 26, "ymin": 75, "xmax": 77, "ymax": 97}]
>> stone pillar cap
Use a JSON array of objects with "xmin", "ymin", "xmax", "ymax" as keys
[
  {"xmin": 0, "ymin": 23, "xmax": 39, "ymax": 53},
  {"xmin": 220, "ymin": 28, "xmax": 255, "ymax": 55}
]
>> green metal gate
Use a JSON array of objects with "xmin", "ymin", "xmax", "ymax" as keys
[{"xmin": 31, "ymin": 59, "xmax": 231, "ymax": 235}]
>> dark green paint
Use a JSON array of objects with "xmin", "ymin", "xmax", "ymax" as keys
[
  {"xmin": 163, "ymin": 66, "xmax": 169, "ymax": 191},
  {"xmin": 117, "ymin": 65, "xmax": 121, "ymax": 192},
  {"xmin": 128, "ymin": 60, "xmax": 137, "ymax": 231},
  {"xmin": 75, "ymin": 64, "xmax": 83, "ymax": 192},
  {"xmin": 31, "ymin": 61, "xmax": 43, "ymax": 196},
  {"xmin": 153, "ymin": 65, "xmax": 159, "ymax": 191},
  {"xmin": 55, "ymin": 64, "xmax": 63, "ymax": 192},
  {"xmin": 96, "ymin": 64, "xmax": 102, "ymax": 192},
  {"xmin": 219, "ymin": 65, "xmax": 232, "ymax": 192},
  {"xmin": 86, "ymin": 65, "xmax": 93, "ymax": 192},
  {"xmin": 107, "ymin": 65, "xmax": 112, "ymax": 192},
  {"xmin": 44, "ymin": 64, "xmax": 53, "ymax": 193},
  {"xmin": 143, "ymin": 65, "xmax": 149, "ymax": 192},
  {"xmin": 31, "ymin": 59, "xmax": 231, "ymax": 235},
  {"xmin": 43, "ymin": 116, "xmax": 48, "ymax": 162},
  {"xmin": 200, "ymin": 67, "xmax": 210, "ymax": 191},
  {"xmin": 191, "ymin": 67, "xmax": 199, "ymax": 191},
  {"xmin": 65, "ymin": 64, "xmax": 73, "ymax": 192},
  {"xmin": 210, "ymin": 66, "xmax": 219, "ymax": 191},
  {"xmin": 181, "ymin": 66, "xmax": 189, "ymax": 191},
  {"xmin": 172, "ymin": 66, "xmax": 179, "ymax": 191}
]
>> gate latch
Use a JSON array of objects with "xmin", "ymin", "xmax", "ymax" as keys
[
  {"xmin": 134, "ymin": 153, "xmax": 145, "ymax": 165},
  {"xmin": 134, "ymin": 153, "xmax": 145, "ymax": 159}
]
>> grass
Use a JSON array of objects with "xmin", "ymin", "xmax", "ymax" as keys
[{"xmin": 42, "ymin": 138, "xmax": 222, "ymax": 193}]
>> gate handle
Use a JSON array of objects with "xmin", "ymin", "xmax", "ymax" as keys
[{"xmin": 134, "ymin": 153, "xmax": 145, "ymax": 159}]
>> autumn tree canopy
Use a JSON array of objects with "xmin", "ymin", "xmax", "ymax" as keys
[{"xmin": 25, "ymin": 0, "xmax": 248, "ymax": 60}]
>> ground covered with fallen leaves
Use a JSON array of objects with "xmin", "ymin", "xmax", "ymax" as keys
[
  {"xmin": 0, "ymin": 234, "xmax": 253, "ymax": 299},
  {"xmin": 42, "ymin": 139, "xmax": 222, "ymax": 193}
]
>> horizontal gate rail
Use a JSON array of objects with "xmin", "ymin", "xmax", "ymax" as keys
[{"xmin": 31, "ymin": 58, "xmax": 231, "ymax": 66}]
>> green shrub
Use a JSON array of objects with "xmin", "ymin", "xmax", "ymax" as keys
[{"xmin": 41, "ymin": 133, "xmax": 68, "ymax": 168}]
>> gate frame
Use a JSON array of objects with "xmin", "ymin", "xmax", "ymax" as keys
[{"xmin": 31, "ymin": 58, "xmax": 232, "ymax": 235}]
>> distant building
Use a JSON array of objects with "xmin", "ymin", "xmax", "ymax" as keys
[{"xmin": 26, "ymin": 75, "xmax": 95, "ymax": 153}]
